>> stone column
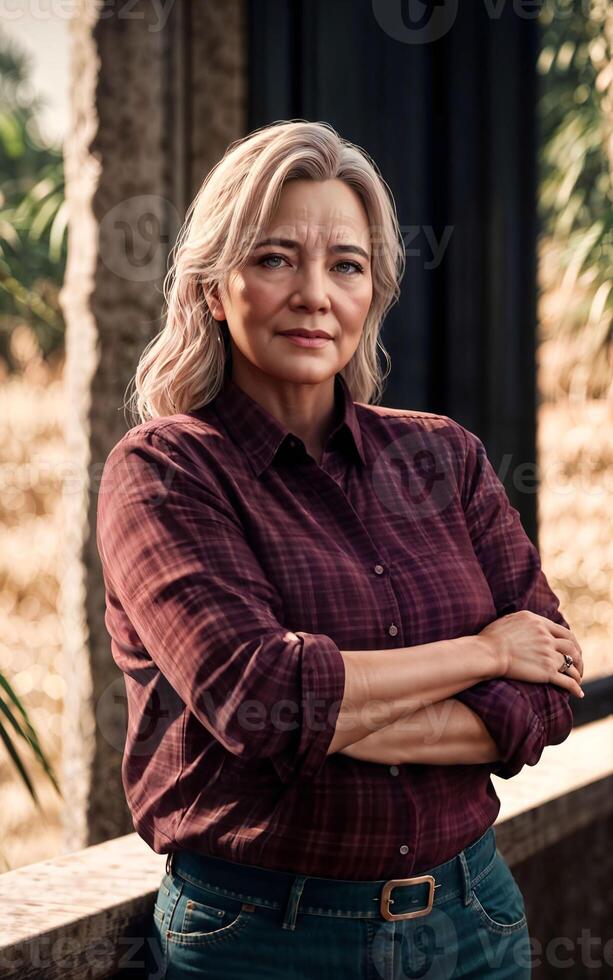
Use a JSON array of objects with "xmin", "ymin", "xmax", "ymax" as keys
[{"xmin": 58, "ymin": 0, "xmax": 246, "ymax": 849}]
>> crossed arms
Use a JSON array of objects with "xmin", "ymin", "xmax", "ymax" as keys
[{"xmin": 337, "ymin": 697, "xmax": 501, "ymax": 767}]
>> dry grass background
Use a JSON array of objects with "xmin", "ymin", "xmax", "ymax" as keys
[
  {"xmin": 0, "ymin": 344, "xmax": 66, "ymax": 873},
  {"xmin": 0, "ymin": 341, "xmax": 612, "ymax": 872}
]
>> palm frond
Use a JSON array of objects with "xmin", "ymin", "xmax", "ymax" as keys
[{"xmin": 0, "ymin": 672, "xmax": 63, "ymax": 805}]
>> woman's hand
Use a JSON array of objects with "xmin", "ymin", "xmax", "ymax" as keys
[{"xmin": 479, "ymin": 610, "xmax": 584, "ymax": 698}]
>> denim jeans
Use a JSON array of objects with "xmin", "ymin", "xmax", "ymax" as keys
[{"xmin": 144, "ymin": 825, "xmax": 531, "ymax": 978}]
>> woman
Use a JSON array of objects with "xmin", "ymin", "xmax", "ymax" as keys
[{"xmin": 96, "ymin": 119, "xmax": 584, "ymax": 979}]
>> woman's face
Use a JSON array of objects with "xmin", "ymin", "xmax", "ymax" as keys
[{"xmin": 209, "ymin": 178, "xmax": 373, "ymax": 387}]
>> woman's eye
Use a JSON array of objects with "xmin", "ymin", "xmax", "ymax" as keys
[
  {"xmin": 258, "ymin": 254, "xmax": 363, "ymax": 275},
  {"xmin": 259, "ymin": 254, "xmax": 288, "ymax": 269},
  {"xmin": 334, "ymin": 260, "xmax": 364, "ymax": 275}
]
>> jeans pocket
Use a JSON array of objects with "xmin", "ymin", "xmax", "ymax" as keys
[
  {"xmin": 468, "ymin": 849, "xmax": 528, "ymax": 936},
  {"xmin": 148, "ymin": 872, "xmax": 182, "ymax": 974},
  {"xmin": 152, "ymin": 872, "xmax": 175, "ymax": 923},
  {"xmin": 166, "ymin": 877, "xmax": 255, "ymax": 948}
]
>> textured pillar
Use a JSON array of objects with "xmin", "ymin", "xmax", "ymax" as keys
[{"xmin": 58, "ymin": 0, "xmax": 246, "ymax": 849}]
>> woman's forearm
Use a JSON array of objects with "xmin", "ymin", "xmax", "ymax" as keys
[
  {"xmin": 327, "ymin": 634, "xmax": 505, "ymax": 755},
  {"xmin": 336, "ymin": 698, "xmax": 501, "ymax": 766}
]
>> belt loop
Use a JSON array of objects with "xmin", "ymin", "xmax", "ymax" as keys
[
  {"xmin": 281, "ymin": 875, "xmax": 308, "ymax": 931},
  {"xmin": 458, "ymin": 850, "xmax": 472, "ymax": 907}
]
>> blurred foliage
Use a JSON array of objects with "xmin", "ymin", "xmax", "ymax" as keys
[
  {"xmin": 537, "ymin": 398, "xmax": 613, "ymax": 686},
  {"xmin": 537, "ymin": 0, "xmax": 613, "ymax": 400},
  {"xmin": 0, "ymin": 28, "xmax": 66, "ymax": 375},
  {"xmin": 0, "ymin": 671, "xmax": 62, "ymax": 799},
  {"xmin": 0, "ymin": 30, "xmax": 64, "ymax": 859},
  {"xmin": 0, "ymin": 373, "xmax": 66, "ymax": 871}
]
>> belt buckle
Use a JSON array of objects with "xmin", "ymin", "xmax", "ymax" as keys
[{"xmin": 380, "ymin": 875, "xmax": 436, "ymax": 921}]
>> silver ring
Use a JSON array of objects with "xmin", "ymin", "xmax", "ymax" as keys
[{"xmin": 558, "ymin": 653, "xmax": 574, "ymax": 674}]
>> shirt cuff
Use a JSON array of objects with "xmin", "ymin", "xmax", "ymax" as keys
[
  {"xmin": 271, "ymin": 631, "xmax": 346, "ymax": 786},
  {"xmin": 454, "ymin": 678, "xmax": 546, "ymax": 779}
]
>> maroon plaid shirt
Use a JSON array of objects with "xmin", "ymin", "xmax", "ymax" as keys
[{"xmin": 96, "ymin": 372, "xmax": 573, "ymax": 879}]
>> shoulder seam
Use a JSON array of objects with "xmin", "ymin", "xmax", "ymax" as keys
[
  {"xmin": 119, "ymin": 416, "xmax": 218, "ymax": 449},
  {"xmin": 356, "ymin": 403, "xmax": 453, "ymax": 422},
  {"xmin": 127, "ymin": 415, "xmax": 216, "ymax": 437}
]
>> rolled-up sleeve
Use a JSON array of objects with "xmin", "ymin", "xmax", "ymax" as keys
[
  {"xmin": 96, "ymin": 427, "xmax": 346, "ymax": 786},
  {"xmin": 451, "ymin": 424, "xmax": 574, "ymax": 779}
]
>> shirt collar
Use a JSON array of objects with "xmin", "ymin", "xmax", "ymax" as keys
[{"xmin": 210, "ymin": 373, "xmax": 366, "ymax": 477}]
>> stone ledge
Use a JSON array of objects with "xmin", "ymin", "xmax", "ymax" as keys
[
  {"xmin": 0, "ymin": 832, "xmax": 164, "ymax": 979},
  {"xmin": 493, "ymin": 714, "xmax": 613, "ymax": 865},
  {"xmin": 0, "ymin": 717, "xmax": 611, "ymax": 978}
]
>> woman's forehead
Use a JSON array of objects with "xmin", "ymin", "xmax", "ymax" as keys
[{"xmin": 266, "ymin": 179, "xmax": 369, "ymax": 229}]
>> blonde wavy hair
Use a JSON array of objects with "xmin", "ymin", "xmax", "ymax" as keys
[{"xmin": 125, "ymin": 119, "xmax": 406, "ymax": 424}]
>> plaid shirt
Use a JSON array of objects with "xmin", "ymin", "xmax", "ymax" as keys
[{"xmin": 96, "ymin": 372, "xmax": 573, "ymax": 879}]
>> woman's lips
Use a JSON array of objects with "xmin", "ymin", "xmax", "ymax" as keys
[{"xmin": 278, "ymin": 334, "xmax": 332, "ymax": 348}]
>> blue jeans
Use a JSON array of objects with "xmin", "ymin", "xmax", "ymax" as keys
[{"xmin": 144, "ymin": 825, "xmax": 531, "ymax": 978}]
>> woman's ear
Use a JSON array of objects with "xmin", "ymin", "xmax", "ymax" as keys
[{"xmin": 203, "ymin": 286, "xmax": 226, "ymax": 322}]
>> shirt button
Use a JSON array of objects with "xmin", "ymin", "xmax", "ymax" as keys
[
  {"xmin": 399, "ymin": 844, "xmax": 409, "ymax": 855},
  {"xmin": 388, "ymin": 624, "xmax": 398, "ymax": 637},
  {"xmin": 373, "ymin": 564, "xmax": 385, "ymax": 575},
  {"xmin": 389, "ymin": 765, "xmax": 400, "ymax": 776}
]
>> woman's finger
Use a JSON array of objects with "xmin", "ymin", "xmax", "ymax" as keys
[
  {"xmin": 547, "ymin": 618, "xmax": 583, "ymax": 674},
  {"xmin": 555, "ymin": 639, "xmax": 583, "ymax": 678},
  {"xmin": 568, "ymin": 630, "xmax": 583, "ymax": 674},
  {"xmin": 549, "ymin": 662, "xmax": 583, "ymax": 698}
]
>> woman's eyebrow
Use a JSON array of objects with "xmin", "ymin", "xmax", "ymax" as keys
[{"xmin": 253, "ymin": 237, "xmax": 370, "ymax": 261}]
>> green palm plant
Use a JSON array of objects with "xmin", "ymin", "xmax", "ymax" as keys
[
  {"xmin": 0, "ymin": 28, "xmax": 66, "ymax": 372},
  {"xmin": 0, "ymin": 673, "xmax": 63, "ymax": 805}
]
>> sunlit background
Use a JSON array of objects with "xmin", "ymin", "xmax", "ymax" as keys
[
  {"xmin": 0, "ymin": 6, "xmax": 612, "ymax": 874},
  {"xmin": 0, "ymin": 16, "xmax": 69, "ymax": 869}
]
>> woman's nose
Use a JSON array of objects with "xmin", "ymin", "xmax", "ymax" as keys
[{"xmin": 289, "ymin": 266, "xmax": 332, "ymax": 312}]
